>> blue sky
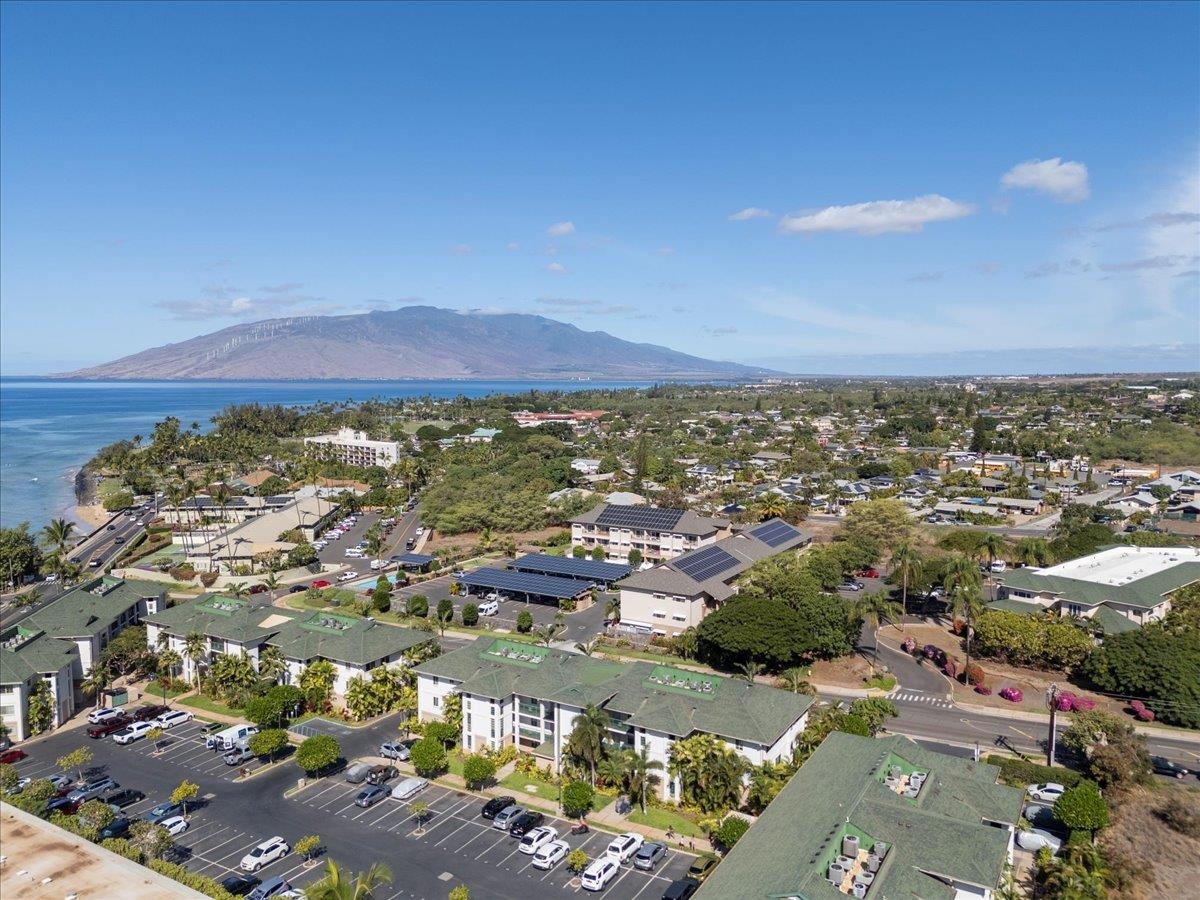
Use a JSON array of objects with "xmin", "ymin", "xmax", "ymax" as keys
[{"xmin": 1, "ymin": 1, "xmax": 1197, "ymax": 374}]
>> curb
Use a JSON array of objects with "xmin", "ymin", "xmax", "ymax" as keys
[{"xmin": 954, "ymin": 700, "xmax": 1200, "ymax": 744}]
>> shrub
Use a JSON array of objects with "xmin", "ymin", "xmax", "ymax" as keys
[
  {"xmin": 999, "ymin": 686, "xmax": 1024, "ymax": 702},
  {"xmin": 462, "ymin": 754, "xmax": 496, "ymax": 789},
  {"xmin": 712, "ymin": 816, "xmax": 750, "ymax": 850},
  {"xmin": 561, "ymin": 780, "xmax": 595, "ymax": 818},
  {"xmin": 983, "ymin": 755, "xmax": 1084, "ymax": 790},
  {"xmin": 1129, "ymin": 700, "xmax": 1156, "ymax": 721},
  {"xmin": 409, "ymin": 737, "xmax": 448, "ymax": 777},
  {"xmin": 1158, "ymin": 795, "xmax": 1200, "ymax": 838},
  {"xmin": 566, "ymin": 849, "xmax": 589, "ymax": 874},
  {"xmin": 1053, "ymin": 782, "xmax": 1109, "ymax": 834},
  {"xmin": 942, "ymin": 656, "xmax": 959, "ymax": 679},
  {"xmin": 964, "ymin": 663, "xmax": 985, "ymax": 686},
  {"xmin": 406, "ymin": 594, "xmax": 429, "ymax": 618},
  {"xmin": 437, "ymin": 598, "xmax": 454, "ymax": 622},
  {"xmin": 461, "ymin": 603, "xmax": 479, "ymax": 627},
  {"xmin": 974, "ymin": 685, "xmax": 993, "ymax": 695},
  {"xmin": 902, "ymin": 636, "xmax": 917, "ymax": 654},
  {"xmin": 295, "ymin": 734, "xmax": 341, "ymax": 775},
  {"xmin": 516, "ymin": 610, "xmax": 533, "ymax": 633},
  {"xmin": 294, "ymin": 834, "xmax": 322, "ymax": 860}
]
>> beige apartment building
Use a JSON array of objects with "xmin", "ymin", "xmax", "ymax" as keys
[
  {"xmin": 304, "ymin": 428, "xmax": 401, "ymax": 468},
  {"xmin": 570, "ymin": 503, "xmax": 728, "ymax": 564}
]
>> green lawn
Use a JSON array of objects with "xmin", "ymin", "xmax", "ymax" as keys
[
  {"xmin": 498, "ymin": 772, "xmax": 613, "ymax": 812},
  {"xmin": 178, "ymin": 693, "xmax": 243, "ymax": 717},
  {"xmin": 626, "ymin": 804, "xmax": 705, "ymax": 838},
  {"xmin": 446, "ymin": 755, "xmax": 465, "ymax": 778}
]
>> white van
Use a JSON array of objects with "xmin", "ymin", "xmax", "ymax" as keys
[
  {"xmin": 990, "ymin": 560, "xmax": 1007, "ymax": 573},
  {"xmin": 478, "ymin": 599, "xmax": 500, "ymax": 617},
  {"xmin": 345, "ymin": 548, "xmax": 364, "ymax": 558},
  {"xmin": 206, "ymin": 723, "xmax": 259, "ymax": 751}
]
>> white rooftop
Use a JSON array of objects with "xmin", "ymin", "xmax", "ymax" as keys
[{"xmin": 1040, "ymin": 546, "xmax": 1200, "ymax": 586}]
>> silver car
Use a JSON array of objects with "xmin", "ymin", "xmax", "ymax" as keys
[
  {"xmin": 491, "ymin": 804, "xmax": 524, "ymax": 830},
  {"xmin": 633, "ymin": 841, "xmax": 667, "ymax": 871}
]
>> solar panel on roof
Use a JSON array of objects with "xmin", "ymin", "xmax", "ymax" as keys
[
  {"xmin": 594, "ymin": 505, "xmax": 685, "ymax": 532},
  {"xmin": 749, "ymin": 519, "xmax": 801, "ymax": 548},
  {"xmin": 510, "ymin": 553, "xmax": 631, "ymax": 582},
  {"xmin": 674, "ymin": 545, "xmax": 740, "ymax": 582},
  {"xmin": 457, "ymin": 567, "xmax": 588, "ymax": 600}
]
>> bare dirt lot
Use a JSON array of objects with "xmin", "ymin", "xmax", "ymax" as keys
[{"xmin": 1100, "ymin": 783, "xmax": 1200, "ymax": 899}]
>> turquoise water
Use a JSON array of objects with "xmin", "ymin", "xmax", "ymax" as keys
[{"xmin": 0, "ymin": 378, "xmax": 651, "ymax": 529}]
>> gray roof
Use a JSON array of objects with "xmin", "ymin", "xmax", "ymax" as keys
[
  {"xmin": 618, "ymin": 519, "xmax": 812, "ymax": 602},
  {"xmin": 696, "ymin": 733, "xmax": 1022, "ymax": 900},
  {"xmin": 417, "ymin": 637, "xmax": 812, "ymax": 747},
  {"xmin": 999, "ymin": 562, "xmax": 1199, "ymax": 611},
  {"xmin": 571, "ymin": 503, "xmax": 725, "ymax": 537}
]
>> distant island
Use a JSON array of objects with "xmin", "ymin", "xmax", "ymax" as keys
[{"xmin": 53, "ymin": 305, "xmax": 778, "ymax": 381}]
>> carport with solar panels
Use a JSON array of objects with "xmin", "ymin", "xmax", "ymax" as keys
[
  {"xmin": 454, "ymin": 567, "xmax": 595, "ymax": 605},
  {"xmin": 509, "ymin": 552, "xmax": 631, "ymax": 587}
]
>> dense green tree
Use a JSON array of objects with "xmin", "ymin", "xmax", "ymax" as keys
[
  {"xmin": 461, "ymin": 754, "xmax": 496, "ymax": 789},
  {"xmin": 295, "ymin": 734, "xmax": 341, "ymax": 775},
  {"xmin": 0, "ymin": 522, "xmax": 44, "ymax": 587},
  {"xmin": 839, "ymin": 499, "xmax": 914, "ymax": 560},
  {"xmin": 460, "ymin": 603, "xmax": 479, "ymax": 626},
  {"xmin": 1081, "ymin": 625, "xmax": 1200, "ymax": 728},
  {"xmin": 696, "ymin": 598, "xmax": 808, "ymax": 671},
  {"xmin": 561, "ymin": 780, "xmax": 595, "ymax": 818},
  {"xmin": 248, "ymin": 728, "xmax": 290, "ymax": 762},
  {"xmin": 712, "ymin": 816, "xmax": 750, "ymax": 850},
  {"xmin": 406, "ymin": 594, "xmax": 429, "ymax": 617},
  {"xmin": 409, "ymin": 737, "xmax": 448, "ymax": 777},
  {"xmin": 1053, "ymin": 782, "xmax": 1109, "ymax": 835},
  {"xmin": 668, "ymin": 733, "xmax": 746, "ymax": 814}
]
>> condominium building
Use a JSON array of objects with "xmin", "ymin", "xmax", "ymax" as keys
[
  {"xmin": 696, "ymin": 732, "xmax": 1022, "ymax": 900},
  {"xmin": 304, "ymin": 428, "xmax": 401, "ymax": 468},
  {"xmin": 570, "ymin": 504, "xmax": 728, "ymax": 564},
  {"xmin": 183, "ymin": 495, "xmax": 337, "ymax": 573},
  {"xmin": 616, "ymin": 519, "xmax": 812, "ymax": 637},
  {"xmin": 416, "ymin": 637, "xmax": 812, "ymax": 802}
]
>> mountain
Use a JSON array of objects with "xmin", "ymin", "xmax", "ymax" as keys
[{"xmin": 55, "ymin": 306, "xmax": 776, "ymax": 380}]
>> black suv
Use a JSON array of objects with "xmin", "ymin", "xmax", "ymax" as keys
[
  {"xmin": 221, "ymin": 874, "xmax": 263, "ymax": 896},
  {"xmin": 366, "ymin": 765, "xmax": 399, "ymax": 786},
  {"xmin": 481, "ymin": 795, "xmax": 516, "ymax": 820},
  {"xmin": 662, "ymin": 879, "xmax": 701, "ymax": 900},
  {"xmin": 1150, "ymin": 756, "xmax": 1192, "ymax": 779},
  {"xmin": 508, "ymin": 810, "xmax": 545, "ymax": 837}
]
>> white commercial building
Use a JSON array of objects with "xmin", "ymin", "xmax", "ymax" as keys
[{"xmin": 304, "ymin": 428, "xmax": 401, "ymax": 468}]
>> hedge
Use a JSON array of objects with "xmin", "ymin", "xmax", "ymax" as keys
[{"xmin": 984, "ymin": 755, "xmax": 1084, "ymax": 789}]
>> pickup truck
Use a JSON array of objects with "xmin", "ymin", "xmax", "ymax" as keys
[{"xmin": 87, "ymin": 714, "xmax": 132, "ymax": 739}]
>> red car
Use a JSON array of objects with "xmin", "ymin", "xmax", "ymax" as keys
[
  {"xmin": 856, "ymin": 568, "xmax": 880, "ymax": 579},
  {"xmin": 0, "ymin": 748, "xmax": 28, "ymax": 764},
  {"xmin": 311, "ymin": 579, "xmax": 332, "ymax": 589},
  {"xmin": 249, "ymin": 584, "xmax": 268, "ymax": 594},
  {"xmin": 87, "ymin": 714, "xmax": 132, "ymax": 738}
]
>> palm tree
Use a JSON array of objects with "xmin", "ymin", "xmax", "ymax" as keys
[
  {"xmin": 533, "ymin": 620, "xmax": 566, "ymax": 647},
  {"xmin": 776, "ymin": 667, "xmax": 816, "ymax": 695},
  {"xmin": 755, "ymin": 493, "xmax": 788, "ymax": 522},
  {"xmin": 209, "ymin": 652, "xmax": 258, "ymax": 704},
  {"xmin": 574, "ymin": 637, "xmax": 600, "ymax": 657},
  {"xmin": 979, "ymin": 533, "xmax": 1008, "ymax": 570},
  {"xmin": 856, "ymin": 591, "xmax": 904, "ymax": 632},
  {"xmin": 226, "ymin": 582, "xmax": 250, "ymax": 598},
  {"xmin": 604, "ymin": 596, "xmax": 620, "ymax": 625},
  {"xmin": 890, "ymin": 542, "xmax": 922, "ymax": 611},
  {"xmin": 949, "ymin": 582, "xmax": 985, "ymax": 683},
  {"xmin": 564, "ymin": 705, "xmax": 609, "ymax": 787},
  {"xmin": 943, "ymin": 552, "xmax": 982, "ymax": 599},
  {"xmin": 306, "ymin": 859, "xmax": 393, "ymax": 900},
  {"xmin": 182, "ymin": 632, "xmax": 207, "ymax": 690},
  {"xmin": 668, "ymin": 733, "xmax": 746, "ymax": 814},
  {"xmin": 261, "ymin": 573, "xmax": 282, "ymax": 602},
  {"xmin": 80, "ymin": 665, "xmax": 111, "ymax": 708},
  {"xmin": 156, "ymin": 649, "xmax": 181, "ymax": 702},
  {"xmin": 41, "ymin": 518, "xmax": 76, "ymax": 556},
  {"xmin": 257, "ymin": 645, "xmax": 287, "ymax": 683},
  {"xmin": 1013, "ymin": 537, "xmax": 1052, "ymax": 567},
  {"xmin": 738, "ymin": 660, "xmax": 764, "ymax": 684},
  {"xmin": 210, "ymin": 484, "xmax": 234, "ymax": 572},
  {"xmin": 623, "ymin": 746, "xmax": 663, "ymax": 813}
]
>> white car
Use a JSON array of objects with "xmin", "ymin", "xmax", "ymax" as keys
[
  {"xmin": 155, "ymin": 709, "xmax": 193, "ymax": 729},
  {"xmin": 390, "ymin": 777, "xmax": 428, "ymax": 801},
  {"xmin": 369, "ymin": 560, "xmax": 384, "ymax": 570},
  {"xmin": 44, "ymin": 574, "xmax": 59, "ymax": 584},
  {"xmin": 1026, "ymin": 782, "xmax": 1066, "ymax": 803},
  {"xmin": 415, "ymin": 526, "xmax": 425, "ymax": 536},
  {"xmin": 605, "ymin": 831, "xmax": 644, "ymax": 863},
  {"xmin": 1017, "ymin": 828, "xmax": 1063, "ymax": 853},
  {"xmin": 159, "ymin": 815, "xmax": 189, "ymax": 836},
  {"xmin": 477, "ymin": 600, "xmax": 500, "ymax": 617},
  {"xmin": 531, "ymin": 838, "xmax": 570, "ymax": 870},
  {"xmin": 337, "ymin": 571, "xmax": 358, "ymax": 582},
  {"xmin": 240, "ymin": 836, "xmax": 289, "ymax": 871},
  {"xmin": 112, "ymin": 721, "xmax": 155, "ymax": 744},
  {"xmin": 581, "ymin": 857, "xmax": 621, "ymax": 891},
  {"xmin": 518, "ymin": 825, "xmax": 559, "ymax": 855},
  {"xmin": 87, "ymin": 707, "xmax": 124, "ymax": 725}
]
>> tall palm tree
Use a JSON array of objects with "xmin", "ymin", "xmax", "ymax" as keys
[
  {"xmin": 979, "ymin": 533, "xmax": 1008, "ymax": 569},
  {"xmin": 257, "ymin": 645, "xmax": 287, "ymax": 683},
  {"xmin": 943, "ymin": 552, "xmax": 982, "ymax": 598},
  {"xmin": 209, "ymin": 652, "xmax": 258, "ymax": 704},
  {"xmin": 856, "ymin": 591, "xmax": 904, "ymax": 632},
  {"xmin": 564, "ymin": 705, "xmax": 609, "ymax": 787},
  {"xmin": 306, "ymin": 859, "xmax": 393, "ymax": 900},
  {"xmin": 890, "ymin": 542, "xmax": 922, "ymax": 611},
  {"xmin": 80, "ymin": 665, "xmax": 111, "ymax": 708},
  {"xmin": 776, "ymin": 667, "xmax": 816, "ymax": 695},
  {"xmin": 165, "ymin": 483, "xmax": 189, "ymax": 557},
  {"xmin": 210, "ymin": 484, "xmax": 234, "ymax": 572},
  {"xmin": 949, "ymin": 582, "xmax": 985, "ymax": 683},
  {"xmin": 41, "ymin": 518, "xmax": 76, "ymax": 556},
  {"xmin": 623, "ymin": 746, "xmax": 663, "ymax": 813},
  {"xmin": 182, "ymin": 632, "xmax": 207, "ymax": 690},
  {"xmin": 156, "ymin": 649, "xmax": 181, "ymax": 702}
]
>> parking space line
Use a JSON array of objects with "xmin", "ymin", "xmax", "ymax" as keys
[{"xmin": 473, "ymin": 830, "xmax": 512, "ymax": 860}]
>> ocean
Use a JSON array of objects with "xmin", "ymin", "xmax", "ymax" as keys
[{"xmin": 0, "ymin": 378, "xmax": 651, "ymax": 529}]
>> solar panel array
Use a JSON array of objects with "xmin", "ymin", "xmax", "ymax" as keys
[
  {"xmin": 510, "ymin": 553, "xmax": 632, "ymax": 583},
  {"xmin": 594, "ymin": 505, "xmax": 686, "ymax": 532},
  {"xmin": 673, "ymin": 545, "xmax": 740, "ymax": 582},
  {"xmin": 749, "ymin": 519, "xmax": 802, "ymax": 548},
  {"xmin": 457, "ymin": 567, "xmax": 588, "ymax": 600}
]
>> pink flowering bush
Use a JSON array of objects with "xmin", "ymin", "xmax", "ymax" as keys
[
  {"xmin": 999, "ymin": 686, "xmax": 1024, "ymax": 703},
  {"xmin": 974, "ymin": 685, "xmax": 993, "ymax": 695},
  {"xmin": 1130, "ymin": 700, "xmax": 1155, "ymax": 721},
  {"xmin": 902, "ymin": 637, "xmax": 917, "ymax": 654}
]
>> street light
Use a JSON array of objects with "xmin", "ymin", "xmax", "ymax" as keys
[{"xmin": 1046, "ymin": 682, "xmax": 1060, "ymax": 768}]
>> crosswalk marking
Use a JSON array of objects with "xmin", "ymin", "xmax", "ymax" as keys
[{"xmin": 887, "ymin": 690, "xmax": 955, "ymax": 709}]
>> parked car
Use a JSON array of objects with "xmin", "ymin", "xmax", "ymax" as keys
[
  {"xmin": 337, "ymin": 571, "xmax": 358, "ymax": 583},
  {"xmin": 365, "ymin": 764, "xmax": 399, "ymax": 786},
  {"xmin": 379, "ymin": 741, "xmax": 412, "ymax": 762},
  {"xmin": 221, "ymin": 874, "xmax": 263, "ymax": 897},
  {"xmin": 224, "ymin": 746, "xmax": 254, "ymax": 766},
  {"xmin": 634, "ymin": 841, "xmax": 668, "ymax": 871},
  {"xmin": 1150, "ymin": 756, "xmax": 1192, "ymax": 779},
  {"xmin": 159, "ymin": 815, "xmax": 190, "ymax": 836},
  {"xmin": 1022, "ymin": 803, "xmax": 1061, "ymax": 832},
  {"xmin": 5, "ymin": 776, "xmax": 32, "ymax": 796},
  {"xmin": 87, "ymin": 707, "xmax": 125, "ymax": 725},
  {"xmin": 509, "ymin": 810, "xmax": 546, "ymax": 837},
  {"xmin": 1017, "ymin": 828, "xmax": 1063, "ymax": 853},
  {"xmin": 68, "ymin": 777, "xmax": 119, "ymax": 803},
  {"xmin": 481, "ymin": 796, "xmax": 517, "ymax": 819},
  {"xmin": 531, "ymin": 839, "xmax": 570, "ymax": 870},
  {"xmin": 240, "ymin": 836, "xmax": 290, "ymax": 872},
  {"xmin": 581, "ymin": 857, "xmax": 621, "ymax": 892},
  {"xmin": 46, "ymin": 773, "xmax": 72, "ymax": 791},
  {"xmin": 247, "ymin": 876, "xmax": 293, "ymax": 900},
  {"xmin": 0, "ymin": 748, "xmax": 28, "ymax": 764},
  {"xmin": 112, "ymin": 721, "xmax": 156, "ymax": 744},
  {"xmin": 606, "ymin": 832, "xmax": 645, "ymax": 862},
  {"xmin": 661, "ymin": 878, "xmax": 701, "ymax": 900},
  {"xmin": 355, "ymin": 785, "xmax": 389, "ymax": 808},
  {"xmin": 1026, "ymin": 782, "xmax": 1067, "ymax": 803},
  {"xmin": 518, "ymin": 825, "xmax": 559, "ymax": 855},
  {"xmin": 155, "ymin": 709, "xmax": 194, "ymax": 729},
  {"xmin": 143, "ymin": 801, "xmax": 184, "ymax": 824},
  {"xmin": 102, "ymin": 788, "xmax": 146, "ymax": 808},
  {"xmin": 685, "ymin": 858, "xmax": 718, "ymax": 882},
  {"xmin": 131, "ymin": 704, "xmax": 169, "ymax": 722},
  {"xmin": 311, "ymin": 580, "xmax": 332, "ymax": 589},
  {"xmin": 99, "ymin": 818, "xmax": 132, "ymax": 840},
  {"xmin": 856, "ymin": 568, "xmax": 880, "ymax": 579},
  {"xmin": 87, "ymin": 714, "xmax": 132, "ymax": 738},
  {"xmin": 46, "ymin": 795, "xmax": 82, "ymax": 815},
  {"xmin": 288, "ymin": 585, "xmax": 307, "ymax": 594},
  {"xmin": 492, "ymin": 804, "xmax": 525, "ymax": 829},
  {"xmin": 478, "ymin": 600, "xmax": 500, "ymax": 617},
  {"xmin": 390, "ymin": 777, "xmax": 427, "ymax": 801},
  {"xmin": 838, "ymin": 581, "xmax": 864, "ymax": 592},
  {"xmin": 344, "ymin": 763, "xmax": 373, "ymax": 784}
]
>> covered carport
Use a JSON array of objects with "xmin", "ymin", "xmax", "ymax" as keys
[
  {"xmin": 508, "ymin": 552, "xmax": 631, "ymax": 588},
  {"xmin": 454, "ymin": 567, "xmax": 591, "ymax": 605},
  {"xmin": 390, "ymin": 552, "xmax": 436, "ymax": 572}
]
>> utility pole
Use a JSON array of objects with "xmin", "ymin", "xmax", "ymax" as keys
[{"xmin": 1046, "ymin": 683, "xmax": 1059, "ymax": 768}]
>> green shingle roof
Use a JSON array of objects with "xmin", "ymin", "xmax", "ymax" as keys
[
  {"xmin": 0, "ymin": 631, "xmax": 78, "ymax": 683},
  {"xmin": 999, "ymin": 561, "xmax": 1199, "ymax": 611},
  {"xmin": 24, "ymin": 576, "xmax": 156, "ymax": 639},
  {"xmin": 695, "ymin": 733, "xmax": 1022, "ymax": 900},
  {"xmin": 417, "ymin": 638, "xmax": 812, "ymax": 746}
]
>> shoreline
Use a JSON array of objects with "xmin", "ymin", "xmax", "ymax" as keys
[{"xmin": 70, "ymin": 503, "xmax": 110, "ymax": 532}]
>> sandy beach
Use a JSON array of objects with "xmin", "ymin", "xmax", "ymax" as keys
[{"xmin": 71, "ymin": 502, "xmax": 111, "ymax": 531}]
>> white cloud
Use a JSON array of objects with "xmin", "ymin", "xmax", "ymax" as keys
[
  {"xmin": 506, "ymin": 241, "xmax": 520, "ymax": 252},
  {"xmin": 546, "ymin": 221, "xmax": 575, "ymax": 237},
  {"xmin": 778, "ymin": 195, "xmax": 976, "ymax": 235},
  {"xmin": 728, "ymin": 207, "xmax": 773, "ymax": 221},
  {"xmin": 545, "ymin": 262, "xmax": 566, "ymax": 273},
  {"xmin": 1001, "ymin": 157, "xmax": 1090, "ymax": 203}
]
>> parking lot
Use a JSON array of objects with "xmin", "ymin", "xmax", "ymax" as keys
[
  {"xmin": 9, "ymin": 713, "xmax": 695, "ymax": 899},
  {"xmin": 290, "ymin": 776, "xmax": 694, "ymax": 898}
]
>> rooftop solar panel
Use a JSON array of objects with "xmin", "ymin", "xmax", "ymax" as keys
[
  {"xmin": 510, "ymin": 553, "xmax": 632, "ymax": 583},
  {"xmin": 673, "ymin": 545, "xmax": 740, "ymax": 582},
  {"xmin": 457, "ymin": 567, "xmax": 589, "ymax": 600},
  {"xmin": 594, "ymin": 505, "xmax": 685, "ymax": 532},
  {"xmin": 748, "ymin": 519, "xmax": 802, "ymax": 548}
]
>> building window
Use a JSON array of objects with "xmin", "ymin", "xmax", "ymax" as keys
[{"xmin": 432, "ymin": 695, "xmax": 440, "ymax": 708}]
